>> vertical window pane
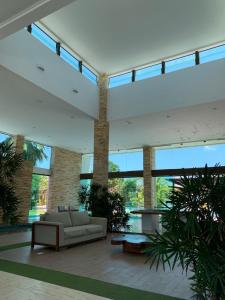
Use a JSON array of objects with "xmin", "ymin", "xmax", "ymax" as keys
[
  {"xmin": 60, "ymin": 47, "xmax": 79, "ymax": 71},
  {"xmin": 166, "ymin": 54, "xmax": 195, "ymax": 73},
  {"xmin": 32, "ymin": 24, "xmax": 56, "ymax": 53},
  {"xmin": 136, "ymin": 64, "xmax": 161, "ymax": 81},
  {"xmin": 200, "ymin": 44, "xmax": 225, "ymax": 64},
  {"xmin": 82, "ymin": 65, "xmax": 98, "ymax": 85},
  {"xmin": 81, "ymin": 154, "xmax": 93, "ymax": 173},
  {"xmin": 29, "ymin": 174, "xmax": 49, "ymax": 221},
  {"xmin": 109, "ymin": 72, "xmax": 132, "ymax": 88},
  {"xmin": 108, "ymin": 177, "xmax": 143, "ymax": 233},
  {"xmin": 24, "ymin": 141, "xmax": 52, "ymax": 169},
  {"xmin": 109, "ymin": 150, "xmax": 143, "ymax": 172}
]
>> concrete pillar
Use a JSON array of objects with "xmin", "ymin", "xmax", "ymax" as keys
[
  {"xmin": 48, "ymin": 147, "xmax": 81, "ymax": 211},
  {"xmin": 13, "ymin": 135, "xmax": 33, "ymax": 223},
  {"xmin": 93, "ymin": 74, "xmax": 109, "ymax": 187},
  {"xmin": 143, "ymin": 146, "xmax": 155, "ymax": 208}
]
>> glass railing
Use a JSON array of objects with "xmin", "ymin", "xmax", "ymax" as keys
[
  {"xmin": 109, "ymin": 42, "xmax": 225, "ymax": 88},
  {"xmin": 27, "ymin": 24, "xmax": 98, "ymax": 85}
]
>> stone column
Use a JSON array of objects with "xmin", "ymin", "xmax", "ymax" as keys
[
  {"xmin": 48, "ymin": 147, "xmax": 81, "ymax": 211},
  {"xmin": 143, "ymin": 146, "xmax": 155, "ymax": 208},
  {"xmin": 13, "ymin": 135, "xmax": 33, "ymax": 223},
  {"xmin": 93, "ymin": 74, "xmax": 109, "ymax": 187}
]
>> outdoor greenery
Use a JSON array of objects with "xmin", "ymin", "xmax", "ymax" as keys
[
  {"xmin": 0, "ymin": 142, "xmax": 23, "ymax": 223},
  {"xmin": 79, "ymin": 183, "xmax": 129, "ymax": 232},
  {"xmin": 147, "ymin": 165, "xmax": 225, "ymax": 299},
  {"xmin": 108, "ymin": 161, "xmax": 171, "ymax": 210},
  {"xmin": 23, "ymin": 141, "xmax": 47, "ymax": 166}
]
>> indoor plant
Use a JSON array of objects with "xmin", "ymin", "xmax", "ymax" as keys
[
  {"xmin": 79, "ymin": 183, "xmax": 130, "ymax": 232},
  {"xmin": 0, "ymin": 141, "xmax": 23, "ymax": 223},
  {"xmin": 147, "ymin": 165, "xmax": 225, "ymax": 299}
]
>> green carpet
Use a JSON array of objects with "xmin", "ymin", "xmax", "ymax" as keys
[{"xmin": 0, "ymin": 242, "xmax": 183, "ymax": 300}]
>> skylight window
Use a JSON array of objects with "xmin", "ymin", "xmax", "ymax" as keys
[
  {"xmin": 165, "ymin": 54, "xmax": 195, "ymax": 73},
  {"xmin": 31, "ymin": 24, "xmax": 56, "ymax": 53},
  {"xmin": 60, "ymin": 47, "xmax": 79, "ymax": 71},
  {"xmin": 200, "ymin": 44, "xmax": 225, "ymax": 64},
  {"xmin": 82, "ymin": 65, "xmax": 98, "ymax": 85},
  {"xmin": 136, "ymin": 64, "xmax": 161, "ymax": 81},
  {"xmin": 109, "ymin": 72, "xmax": 132, "ymax": 88}
]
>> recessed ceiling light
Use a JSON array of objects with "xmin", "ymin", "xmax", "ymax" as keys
[
  {"xmin": 125, "ymin": 120, "xmax": 132, "ymax": 125},
  {"xmin": 36, "ymin": 65, "xmax": 45, "ymax": 72},
  {"xmin": 73, "ymin": 89, "xmax": 79, "ymax": 94}
]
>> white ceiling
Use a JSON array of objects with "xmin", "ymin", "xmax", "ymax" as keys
[
  {"xmin": 41, "ymin": 0, "xmax": 225, "ymax": 74},
  {"xmin": 1, "ymin": 66, "xmax": 225, "ymax": 153}
]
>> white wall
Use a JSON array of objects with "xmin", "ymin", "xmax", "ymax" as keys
[
  {"xmin": 109, "ymin": 58, "xmax": 225, "ymax": 120},
  {"xmin": 0, "ymin": 29, "xmax": 99, "ymax": 119}
]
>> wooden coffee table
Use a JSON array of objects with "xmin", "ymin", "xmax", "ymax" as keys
[{"xmin": 111, "ymin": 234, "xmax": 151, "ymax": 254}]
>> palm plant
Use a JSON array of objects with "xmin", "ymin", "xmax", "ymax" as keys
[
  {"xmin": 79, "ymin": 183, "xmax": 130, "ymax": 232},
  {"xmin": 23, "ymin": 141, "xmax": 47, "ymax": 166},
  {"xmin": 147, "ymin": 165, "xmax": 225, "ymax": 299},
  {"xmin": 0, "ymin": 141, "xmax": 23, "ymax": 223}
]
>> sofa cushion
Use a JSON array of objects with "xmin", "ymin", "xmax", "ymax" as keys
[
  {"xmin": 84, "ymin": 224, "xmax": 103, "ymax": 235},
  {"xmin": 70, "ymin": 211, "xmax": 90, "ymax": 226},
  {"xmin": 45, "ymin": 212, "xmax": 72, "ymax": 228},
  {"xmin": 64, "ymin": 226, "xmax": 87, "ymax": 239}
]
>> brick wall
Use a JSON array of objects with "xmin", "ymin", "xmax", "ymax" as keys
[
  {"xmin": 15, "ymin": 160, "xmax": 33, "ymax": 222},
  {"xmin": 48, "ymin": 147, "xmax": 81, "ymax": 211}
]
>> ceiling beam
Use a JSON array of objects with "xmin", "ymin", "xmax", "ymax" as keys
[{"xmin": 0, "ymin": 0, "xmax": 76, "ymax": 39}]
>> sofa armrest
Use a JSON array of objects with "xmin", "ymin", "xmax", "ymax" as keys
[
  {"xmin": 32, "ymin": 221, "xmax": 64, "ymax": 251},
  {"xmin": 90, "ymin": 217, "xmax": 107, "ymax": 236}
]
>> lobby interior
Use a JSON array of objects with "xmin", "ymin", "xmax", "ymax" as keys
[{"xmin": 1, "ymin": 1, "xmax": 225, "ymax": 299}]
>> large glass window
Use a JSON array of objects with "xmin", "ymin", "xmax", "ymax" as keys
[
  {"xmin": 109, "ymin": 150, "xmax": 143, "ymax": 172},
  {"xmin": 60, "ymin": 47, "xmax": 79, "ymax": 71},
  {"xmin": 155, "ymin": 177, "xmax": 172, "ymax": 207},
  {"xmin": 136, "ymin": 64, "xmax": 161, "ymax": 81},
  {"xmin": 81, "ymin": 154, "xmax": 93, "ymax": 173},
  {"xmin": 29, "ymin": 174, "xmax": 49, "ymax": 221},
  {"xmin": 165, "ymin": 54, "xmax": 195, "ymax": 73},
  {"xmin": 109, "ymin": 72, "xmax": 132, "ymax": 88},
  {"xmin": 24, "ymin": 141, "xmax": 52, "ymax": 169},
  {"xmin": 82, "ymin": 65, "xmax": 98, "ymax": 85},
  {"xmin": 155, "ymin": 144, "xmax": 225, "ymax": 169},
  {"xmin": 109, "ymin": 177, "xmax": 143, "ymax": 233},
  {"xmin": 200, "ymin": 44, "xmax": 225, "ymax": 64},
  {"xmin": 31, "ymin": 24, "xmax": 56, "ymax": 53}
]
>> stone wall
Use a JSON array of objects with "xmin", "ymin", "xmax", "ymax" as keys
[
  {"xmin": 48, "ymin": 147, "xmax": 81, "ymax": 211},
  {"xmin": 93, "ymin": 74, "xmax": 109, "ymax": 187},
  {"xmin": 15, "ymin": 160, "xmax": 33, "ymax": 222},
  {"xmin": 143, "ymin": 146, "xmax": 155, "ymax": 208}
]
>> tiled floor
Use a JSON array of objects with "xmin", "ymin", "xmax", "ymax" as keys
[
  {"xmin": 0, "ymin": 231, "xmax": 31, "ymax": 246},
  {"xmin": 0, "ymin": 271, "xmax": 109, "ymax": 300},
  {"xmin": 0, "ymin": 232, "xmax": 193, "ymax": 299}
]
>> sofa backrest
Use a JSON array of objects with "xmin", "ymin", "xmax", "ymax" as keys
[
  {"xmin": 44, "ymin": 212, "xmax": 72, "ymax": 228},
  {"xmin": 70, "ymin": 211, "xmax": 90, "ymax": 226},
  {"xmin": 40, "ymin": 211, "xmax": 90, "ymax": 227}
]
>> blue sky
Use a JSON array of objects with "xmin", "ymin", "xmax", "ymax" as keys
[
  {"xmin": 84, "ymin": 144, "xmax": 225, "ymax": 172},
  {"xmin": 1, "ymin": 132, "xmax": 225, "ymax": 171}
]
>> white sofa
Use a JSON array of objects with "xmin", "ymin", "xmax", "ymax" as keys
[{"xmin": 31, "ymin": 211, "xmax": 107, "ymax": 251}]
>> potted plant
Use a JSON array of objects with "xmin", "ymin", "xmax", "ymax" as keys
[
  {"xmin": 147, "ymin": 165, "xmax": 225, "ymax": 299},
  {"xmin": 0, "ymin": 141, "xmax": 23, "ymax": 224},
  {"xmin": 79, "ymin": 183, "xmax": 130, "ymax": 232}
]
